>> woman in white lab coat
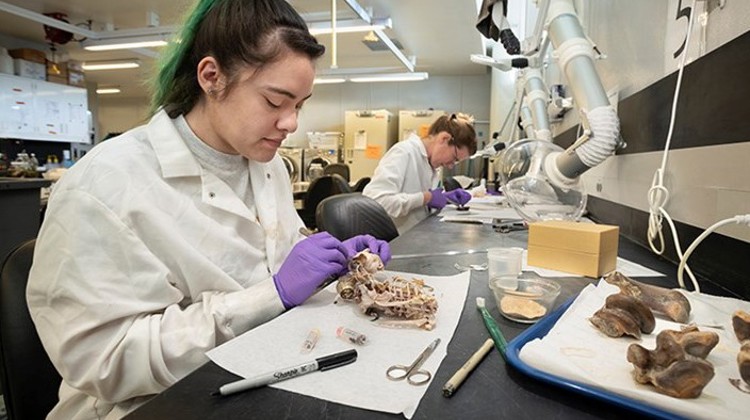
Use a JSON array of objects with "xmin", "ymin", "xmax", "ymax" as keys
[
  {"xmin": 26, "ymin": 1, "xmax": 389, "ymax": 418},
  {"xmin": 363, "ymin": 113, "xmax": 478, "ymax": 233}
]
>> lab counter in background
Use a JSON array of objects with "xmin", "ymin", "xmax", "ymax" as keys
[{"xmin": 0, "ymin": 177, "xmax": 50, "ymax": 262}]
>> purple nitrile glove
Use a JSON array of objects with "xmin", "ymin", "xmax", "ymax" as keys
[
  {"xmin": 342, "ymin": 234, "xmax": 392, "ymax": 265},
  {"xmin": 445, "ymin": 188, "xmax": 471, "ymax": 205},
  {"xmin": 273, "ymin": 232, "xmax": 348, "ymax": 308},
  {"xmin": 427, "ymin": 188, "xmax": 447, "ymax": 210}
]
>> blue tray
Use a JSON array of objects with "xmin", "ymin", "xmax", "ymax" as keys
[{"xmin": 505, "ymin": 297, "xmax": 684, "ymax": 420}]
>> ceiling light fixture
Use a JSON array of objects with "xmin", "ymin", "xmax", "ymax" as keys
[
  {"xmin": 81, "ymin": 34, "xmax": 170, "ymax": 51},
  {"xmin": 349, "ymin": 72, "xmax": 429, "ymax": 83},
  {"xmin": 313, "ymin": 72, "xmax": 429, "ymax": 84},
  {"xmin": 308, "ymin": 18, "xmax": 391, "ymax": 35},
  {"xmin": 362, "ymin": 30, "xmax": 379, "ymax": 42},
  {"xmin": 96, "ymin": 87, "xmax": 121, "ymax": 94},
  {"xmin": 314, "ymin": 77, "xmax": 347, "ymax": 85},
  {"xmin": 82, "ymin": 60, "xmax": 141, "ymax": 71}
]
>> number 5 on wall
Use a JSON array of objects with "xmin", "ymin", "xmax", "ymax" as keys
[{"xmin": 664, "ymin": 0, "xmax": 707, "ymax": 73}]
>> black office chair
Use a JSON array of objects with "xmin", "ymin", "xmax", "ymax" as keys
[
  {"xmin": 442, "ymin": 176, "xmax": 462, "ymax": 192},
  {"xmin": 350, "ymin": 177, "xmax": 371, "ymax": 193},
  {"xmin": 322, "ymin": 163, "xmax": 351, "ymax": 182},
  {"xmin": 0, "ymin": 240, "xmax": 61, "ymax": 420},
  {"xmin": 315, "ymin": 193, "xmax": 399, "ymax": 242},
  {"xmin": 299, "ymin": 174, "xmax": 352, "ymax": 229}
]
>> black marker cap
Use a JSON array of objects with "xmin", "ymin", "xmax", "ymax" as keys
[{"xmin": 316, "ymin": 349, "xmax": 358, "ymax": 371}]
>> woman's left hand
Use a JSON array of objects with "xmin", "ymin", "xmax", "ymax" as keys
[
  {"xmin": 342, "ymin": 234, "xmax": 392, "ymax": 264},
  {"xmin": 445, "ymin": 188, "xmax": 471, "ymax": 205}
]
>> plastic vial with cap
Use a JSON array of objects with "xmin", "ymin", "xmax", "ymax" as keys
[
  {"xmin": 336, "ymin": 327, "xmax": 367, "ymax": 345},
  {"xmin": 300, "ymin": 328, "xmax": 320, "ymax": 354}
]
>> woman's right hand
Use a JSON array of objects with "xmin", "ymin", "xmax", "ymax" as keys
[
  {"xmin": 427, "ymin": 188, "xmax": 447, "ymax": 210},
  {"xmin": 273, "ymin": 232, "xmax": 348, "ymax": 308}
]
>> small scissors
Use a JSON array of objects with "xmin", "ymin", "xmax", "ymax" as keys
[{"xmin": 386, "ymin": 338, "xmax": 441, "ymax": 386}]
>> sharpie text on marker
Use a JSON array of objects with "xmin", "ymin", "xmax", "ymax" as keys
[{"xmin": 212, "ymin": 349, "xmax": 358, "ymax": 397}]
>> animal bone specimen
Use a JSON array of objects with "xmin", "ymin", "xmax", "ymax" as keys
[
  {"xmin": 660, "ymin": 324, "xmax": 719, "ymax": 359},
  {"xmin": 604, "ymin": 271, "xmax": 691, "ymax": 323},
  {"xmin": 336, "ymin": 251, "xmax": 438, "ymax": 330},
  {"xmin": 734, "ymin": 310, "xmax": 750, "ymax": 342},
  {"xmin": 733, "ymin": 310, "xmax": 750, "ymax": 387},
  {"xmin": 589, "ymin": 293, "xmax": 655, "ymax": 338},
  {"xmin": 627, "ymin": 326, "xmax": 717, "ymax": 398}
]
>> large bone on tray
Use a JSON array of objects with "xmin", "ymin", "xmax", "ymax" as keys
[
  {"xmin": 626, "ymin": 326, "xmax": 718, "ymax": 398},
  {"xmin": 604, "ymin": 271, "xmax": 691, "ymax": 323},
  {"xmin": 733, "ymin": 310, "xmax": 750, "ymax": 386},
  {"xmin": 589, "ymin": 293, "xmax": 655, "ymax": 339}
]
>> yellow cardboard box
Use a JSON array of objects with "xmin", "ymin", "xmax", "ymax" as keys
[
  {"xmin": 527, "ymin": 220, "xmax": 619, "ymax": 278},
  {"xmin": 46, "ymin": 74, "xmax": 68, "ymax": 85},
  {"xmin": 46, "ymin": 61, "xmax": 68, "ymax": 78},
  {"xmin": 9, "ymin": 48, "xmax": 46, "ymax": 64}
]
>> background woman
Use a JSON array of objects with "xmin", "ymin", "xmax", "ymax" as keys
[{"xmin": 363, "ymin": 113, "xmax": 478, "ymax": 233}]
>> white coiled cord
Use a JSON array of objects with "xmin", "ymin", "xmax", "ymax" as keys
[
  {"xmin": 677, "ymin": 215, "xmax": 750, "ymax": 293},
  {"xmin": 647, "ymin": 0, "xmax": 699, "ymax": 290}
]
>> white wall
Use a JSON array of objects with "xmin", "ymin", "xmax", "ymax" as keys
[
  {"xmin": 583, "ymin": 0, "xmax": 750, "ymax": 243},
  {"xmin": 489, "ymin": 0, "xmax": 750, "ymax": 243}
]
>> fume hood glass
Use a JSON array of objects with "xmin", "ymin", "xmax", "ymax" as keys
[{"xmin": 498, "ymin": 139, "xmax": 586, "ymax": 222}]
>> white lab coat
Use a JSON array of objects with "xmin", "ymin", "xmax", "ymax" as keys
[
  {"xmin": 27, "ymin": 110, "xmax": 305, "ymax": 419},
  {"xmin": 362, "ymin": 133, "xmax": 439, "ymax": 233}
]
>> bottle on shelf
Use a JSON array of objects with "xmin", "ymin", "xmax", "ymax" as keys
[
  {"xmin": 29, "ymin": 153, "xmax": 40, "ymax": 171},
  {"xmin": 46, "ymin": 154, "xmax": 60, "ymax": 170},
  {"xmin": 62, "ymin": 150, "xmax": 74, "ymax": 169}
]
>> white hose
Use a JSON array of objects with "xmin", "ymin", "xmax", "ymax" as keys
[{"xmin": 573, "ymin": 105, "xmax": 619, "ymax": 168}]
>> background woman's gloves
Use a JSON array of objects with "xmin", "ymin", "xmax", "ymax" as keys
[
  {"xmin": 342, "ymin": 234, "xmax": 392, "ymax": 265},
  {"xmin": 445, "ymin": 188, "xmax": 471, "ymax": 205},
  {"xmin": 273, "ymin": 232, "xmax": 348, "ymax": 308},
  {"xmin": 427, "ymin": 188, "xmax": 448, "ymax": 210}
]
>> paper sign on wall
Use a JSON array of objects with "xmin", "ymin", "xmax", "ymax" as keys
[
  {"xmin": 365, "ymin": 145, "xmax": 382, "ymax": 159},
  {"xmin": 354, "ymin": 130, "xmax": 367, "ymax": 150}
]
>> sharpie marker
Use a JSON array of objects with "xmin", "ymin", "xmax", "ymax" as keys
[{"xmin": 211, "ymin": 349, "xmax": 357, "ymax": 397}]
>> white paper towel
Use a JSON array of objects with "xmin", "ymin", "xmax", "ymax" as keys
[
  {"xmin": 207, "ymin": 270, "xmax": 471, "ymax": 419},
  {"xmin": 519, "ymin": 280, "xmax": 750, "ymax": 419}
]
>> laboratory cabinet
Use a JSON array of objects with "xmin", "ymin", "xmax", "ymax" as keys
[{"xmin": 344, "ymin": 110, "xmax": 398, "ymax": 182}]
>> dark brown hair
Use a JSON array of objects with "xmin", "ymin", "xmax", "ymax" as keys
[
  {"xmin": 429, "ymin": 113, "xmax": 478, "ymax": 155},
  {"xmin": 151, "ymin": 0, "xmax": 325, "ymax": 117}
]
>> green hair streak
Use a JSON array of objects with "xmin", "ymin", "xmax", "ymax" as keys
[{"xmin": 149, "ymin": 0, "xmax": 219, "ymax": 115}]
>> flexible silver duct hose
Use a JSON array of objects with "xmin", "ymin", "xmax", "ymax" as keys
[{"xmin": 547, "ymin": 0, "xmax": 619, "ymax": 180}]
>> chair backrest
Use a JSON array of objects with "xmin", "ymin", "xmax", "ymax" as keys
[
  {"xmin": 0, "ymin": 240, "xmax": 61, "ymax": 420},
  {"xmin": 300, "ymin": 174, "xmax": 352, "ymax": 229},
  {"xmin": 315, "ymin": 193, "xmax": 399, "ymax": 242},
  {"xmin": 351, "ymin": 177, "xmax": 371, "ymax": 193},
  {"xmin": 323, "ymin": 163, "xmax": 351, "ymax": 182},
  {"xmin": 442, "ymin": 176, "xmax": 462, "ymax": 192}
]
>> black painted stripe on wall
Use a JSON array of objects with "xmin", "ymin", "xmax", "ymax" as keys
[
  {"xmin": 556, "ymin": 28, "xmax": 750, "ymax": 152},
  {"xmin": 587, "ymin": 196, "xmax": 749, "ymax": 300}
]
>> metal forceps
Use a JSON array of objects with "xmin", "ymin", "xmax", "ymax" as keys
[
  {"xmin": 386, "ymin": 338, "xmax": 441, "ymax": 385},
  {"xmin": 492, "ymin": 218, "xmax": 527, "ymax": 233}
]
